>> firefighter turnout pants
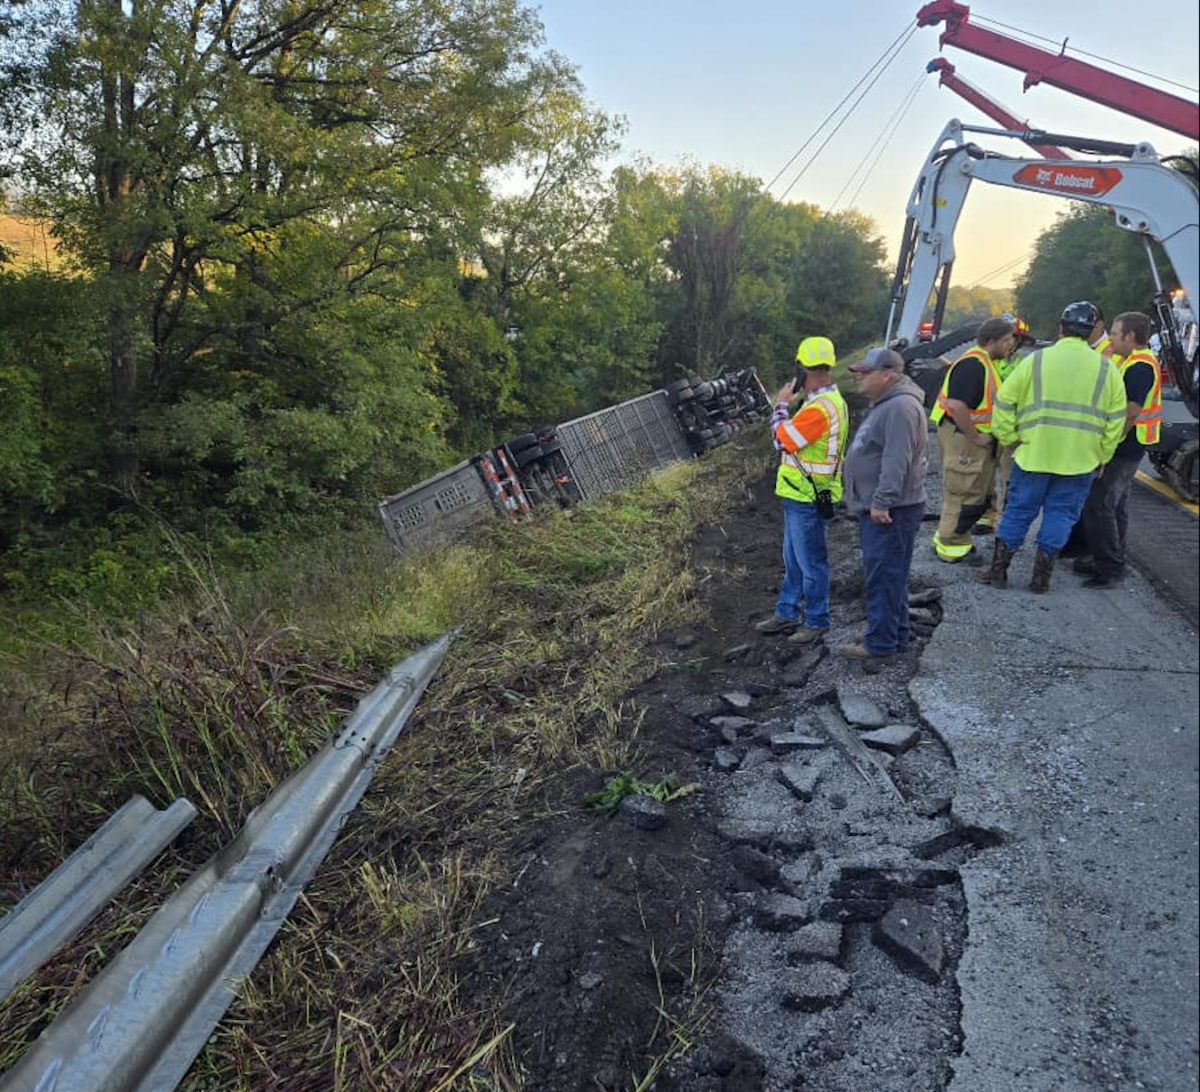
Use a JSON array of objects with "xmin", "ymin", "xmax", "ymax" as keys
[{"xmin": 933, "ymin": 422, "xmax": 995, "ymax": 560}]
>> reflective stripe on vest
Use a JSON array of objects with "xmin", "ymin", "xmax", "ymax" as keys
[
  {"xmin": 780, "ymin": 393, "xmax": 845, "ymax": 475},
  {"xmin": 930, "ymin": 346, "xmax": 1000, "ymax": 433},
  {"xmin": 776, "ymin": 390, "xmax": 849, "ymax": 503},
  {"xmin": 1120, "ymin": 349, "xmax": 1163, "ymax": 444},
  {"xmin": 1004, "ymin": 349, "xmax": 1125, "ymax": 437}
]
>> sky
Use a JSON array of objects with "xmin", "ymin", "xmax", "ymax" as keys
[{"xmin": 530, "ymin": 0, "xmax": 1199, "ymax": 289}]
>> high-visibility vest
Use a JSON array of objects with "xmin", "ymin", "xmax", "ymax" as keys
[
  {"xmin": 992, "ymin": 340, "xmax": 1128, "ymax": 475},
  {"xmin": 930, "ymin": 346, "xmax": 1000, "ymax": 433},
  {"xmin": 1120, "ymin": 349, "xmax": 1163, "ymax": 445},
  {"xmin": 1092, "ymin": 333, "xmax": 1114, "ymax": 358},
  {"xmin": 775, "ymin": 388, "xmax": 849, "ymax": 503}
]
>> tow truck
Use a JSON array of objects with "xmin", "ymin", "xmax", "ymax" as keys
[{"xmin": 886, "ymin": 2, "xmax": 1200, "ymax": 501}]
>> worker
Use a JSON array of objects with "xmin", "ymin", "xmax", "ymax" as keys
[
  {"xmin": 838, "ymin": 348, "xmax": 928, "ymax": 660},
  {"xmin": 929, "ymin": 317, "xmax": 1016, "ymax": 564},
  {"xmin": 977, "ymin": 301, "xmax": 1128, "ymax": 594},
  {"xmin": 1075, "ymin": 311, "xmax": 1162, "ymax": 588},
  {"xmin": 1089, "ymin": 305, "xmax": 1115, "ymax": 360},
  {"xmin": 755, "ymin": 336, "xmax": 849, "ymax": 644},
  {"xmin": 977, "ymin": 313, "xmax": 1037, "ymax": 532},
  {"xmin": 1059, "ymin": 305, "xmax": 1117, "ymax": 560}
]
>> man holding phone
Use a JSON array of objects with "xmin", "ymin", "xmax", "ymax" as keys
[{"xmin": 755, "ymin": 336, "xmax": 849, "ymax": 644}]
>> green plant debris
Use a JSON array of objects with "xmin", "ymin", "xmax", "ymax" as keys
[{"xmin": 584, "ymin": 770, "xmax": 703, "ymax": 812}]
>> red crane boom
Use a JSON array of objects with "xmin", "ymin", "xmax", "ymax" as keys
[
  {"xmin": 917, "ymin": 0, "xmax": 1200, "ymax": 140},
  {"xmin": 926, "ymin": 59, "xmax": 1071, "ymax": 158}
]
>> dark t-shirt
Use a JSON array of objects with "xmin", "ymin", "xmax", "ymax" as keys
[
  {"xmin": 1113, "ymin": 358, "xmax": 1157, "ymax": 461},
  {"xmin": 943, "ymin": 357, "xmax": 986, "ymax": 432}
]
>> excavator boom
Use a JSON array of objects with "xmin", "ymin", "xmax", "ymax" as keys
[{"xmin": 886, "ymin": 121, "xmax": 1200, "ymax": 415}]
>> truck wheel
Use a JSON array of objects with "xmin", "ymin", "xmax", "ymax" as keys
[
  {"xmin": 506, "ymin": 433, "xmax": 540, "ymax": 454},
  {"xmin": 1166, "ymin": 440, "xmax": 1200, "ymax": 504},
  {"xmin": 514, "ymin": 445, "xmax": 545, "ymax": 469}
]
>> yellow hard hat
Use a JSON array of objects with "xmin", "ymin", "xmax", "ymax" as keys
[{"xmin": 796, "ymin": 336, "xmax": 836, "ymax": 368}]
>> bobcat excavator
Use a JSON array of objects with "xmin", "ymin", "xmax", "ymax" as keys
[{"xmin": 886, "ymin": 1, "xmax": 1200, "ymax": 501}]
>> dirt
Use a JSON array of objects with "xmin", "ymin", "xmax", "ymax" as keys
[{"xmin": 460, "ymin": 457, "xmax": 993, "ymax": 1091}]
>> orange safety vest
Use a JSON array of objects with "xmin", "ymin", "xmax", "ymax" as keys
[
  {"xmin": 930, "ymin": 347, "xmax": 1001, "ymax": 434},
  {"xmin": 1120, "ymin": 349, "xmax": 1163, "ymax": 445}
]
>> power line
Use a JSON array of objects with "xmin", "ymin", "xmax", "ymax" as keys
[
  {"xmin": 971, "ymin": 13, "xmax": 1200, "ymax": 95},
  {"xmin": 776, "ymin": 24, "xmax": 919, "ymax": 203},
  {"xmin": 764, "ymin": 22, "xmax": 917, "ymax": 196},
  {"xmin": 832, "ymin": 71, "xmax": 927, "ymax": 214},
  {"xmin": 968, "ymin": 249, "xmax": 1033, "ymax": 288}
]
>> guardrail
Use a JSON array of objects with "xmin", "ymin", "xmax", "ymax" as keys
[
  {"xmin": 0, "ymin": 637, "xmax": 450, "ymax": 1092},
  {"xmin": 0, "ymin": 796, "xmax": 196, "ymax": 1005}
]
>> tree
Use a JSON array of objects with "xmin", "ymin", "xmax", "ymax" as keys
[
  {"xmin": 0, "ymin": 0, "xmax": 590, "ymax": 501},
  {"xmin": 1015, "ymin": 204, "xmax": 1177, "ymax": 339}
]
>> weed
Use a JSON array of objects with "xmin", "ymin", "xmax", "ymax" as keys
[
  {"xmin": 0, "ymin": 434, "xmax": 766, "ymax": 1088},
  {"xmin": 584, "ymin": 771, "xmax": 703, "ymax": 812}
]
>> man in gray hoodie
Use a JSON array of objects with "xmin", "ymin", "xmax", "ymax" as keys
[{"xmin": 840, "ymin": 348, "xmax": 928, "ymax": 660}]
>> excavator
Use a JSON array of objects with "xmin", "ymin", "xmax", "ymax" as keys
[{"xmin": 885, "ymin": 1, "xmax": 1200, "ymax": 501}]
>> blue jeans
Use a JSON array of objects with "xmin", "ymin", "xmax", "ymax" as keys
[
  {"xmin": 997, "ymin": 464, "xmax": 1095, "ymax": 555},
  {"xmin": 858, "ymin": 503, "xmax": 924, "ymax": 657},
  {"xmin": 776, "ymin": 498, "xmax": 831, "ymax": 629}
]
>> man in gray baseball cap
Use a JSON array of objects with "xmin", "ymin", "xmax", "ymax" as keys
[{"xmin": 840, "ymin": 347, "xmax": 928, "ymax": 660}]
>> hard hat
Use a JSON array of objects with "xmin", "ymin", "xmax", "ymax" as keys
[
  {"xmin": 1060, "ymin": 300, "xmax": 1101, "ymax": 339},
  {"xmin": 1003, "ymin": 312, "xmax": 1034, "ymax": 343},
  {"xmin": 796, "ymin": 336, "xmax": 836, "ymax": 368}
]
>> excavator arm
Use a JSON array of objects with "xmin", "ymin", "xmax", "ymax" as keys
[{"xmin": 886, "ymin": 121, "xmax": 1200, "ymax": 413}]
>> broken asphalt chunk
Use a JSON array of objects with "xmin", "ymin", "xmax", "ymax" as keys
[
  {"xmin": 836, "ymin": 687, "xmax": 888, "ymax": 728},
  {"xmin": 874, "ymin": 900, "xmax": 945, "ymax": 982},
  {"xmin": 754, "ymin": 892, "xmax": 812, "ymax": 931},
  {"xmin": 617, "ymin": 795, "xmax": 667, "ymax": 831},
  {"xmin": 777, "ymin": 762, "xmax": 823, "ymax": 802},
  {"xmin": 780, "ymin": 963, "xmax": 852, "ymax": 1012},
  {"xmin": 785, "ymin": 921, "xmax": 844, "ymax": 964},
  {"xmin": 859, "ymin": 724, "xmax": 921, "ymax": 756}
]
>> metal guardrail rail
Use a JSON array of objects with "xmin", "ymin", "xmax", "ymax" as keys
[
  {"xmin": 0, "ymin": 636, "xmax": 450, "ymax": 1092},
  {"xmin": 0, "ymin": 796, "xmax": 196, "ymax": 1005}
]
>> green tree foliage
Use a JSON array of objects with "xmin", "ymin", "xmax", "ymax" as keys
[
  {"xmin": 0, "ymin": 0, "xmax": 585, "ymax": 498},
  {"xmin": 939, "ymin": 285, "xmax": 1013, "ymax": 331},
  {"xmin": 1014, "ymin": 205, "xmax": 1173, "ymax": 339},
  {"xmin": 0, "ymin": 0, "xmax": 894, "ymax": 608}
]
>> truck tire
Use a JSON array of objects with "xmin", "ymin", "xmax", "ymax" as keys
[
  {"xmin": 506, "ymin": 433, "xmax": 541, "ymax": 455},
  {"xmin": 1165, "ymin": 439, "xmax": 1200, "ymax": 504},
  {"xmin": 514, "ymin": 444, "xmax": 545, "ymax": 469}
]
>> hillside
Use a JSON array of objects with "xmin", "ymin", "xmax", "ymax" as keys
[{"xmin": 0, "ymin": 213, "xmax": 59, "ymax": 270}]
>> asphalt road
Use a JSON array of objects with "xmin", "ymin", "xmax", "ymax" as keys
[
  {"xmin": 1132, "ymin": 400, "xmax": 1200, "ymax": 626},
  {"xmin": 910, "ymin": 537, "xmax": 1199, "ymax": 1092}
]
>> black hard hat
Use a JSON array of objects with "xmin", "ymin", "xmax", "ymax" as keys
[{"xmin": 1060, "ymin": 300, "xmax": 1101, "ymax": 338}]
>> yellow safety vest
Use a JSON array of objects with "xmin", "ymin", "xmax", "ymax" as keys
[
  {"xmin": 1120, "ymin": 349, "xmax": 1163, "ymax": 445},
  {"xmin": 775, "ymin": 389, "xmax": 849, "ymax": 503},
  {"xmin": 930, "ymin": 346, "xmax": 1001, "ymax": 434}
]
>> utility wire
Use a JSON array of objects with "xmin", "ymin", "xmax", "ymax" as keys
[
  {"xmin": 764, "ymin": 22, "xmax": 917, "ymax": 197},
  {"xmin": 968, "ymin": 249, "xmax": 1033, "ymax": 288},
  {"xmin": 776, "ymin": 24, "xmax": 919, "ymax": 203},
  {"xmin": 830, "ymin": 71, "xmax": 927, "ymax": 214},
  {"xmin": 971, "ymin": 13, "xmax": 1200, "ymax": 95}
]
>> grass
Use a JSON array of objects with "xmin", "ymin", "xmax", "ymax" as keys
[{"xmin": 0, "ymin": 436, "xmax": 766, "ymax": 1088}]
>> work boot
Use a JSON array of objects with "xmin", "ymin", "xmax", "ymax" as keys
[
  {"xmin": 787, "ymin": 625, "xmax": 830, "ymax": 644},
  {"xmin": 976, "ymin": 539, "xmax": 1013, "ymax": 588},
  {"xmin": 1030, "ymin": 548, "xmax": 1058, "ymax": 594},
  {"xmin": 1072, "ymin": 556, "xmax": 1098, "ymax": 575},
  {"xmin": 755, "ymin": 615, "xmax": 798, "ymax": 636}
]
